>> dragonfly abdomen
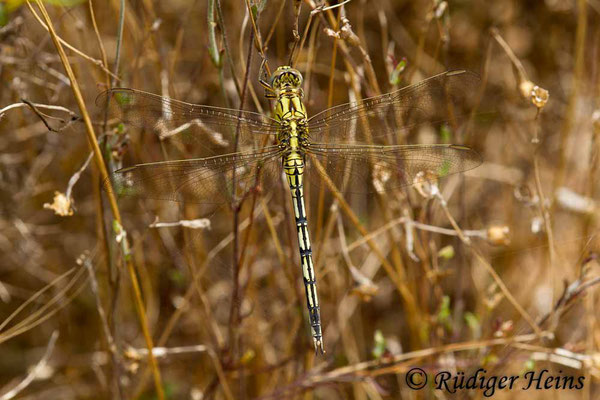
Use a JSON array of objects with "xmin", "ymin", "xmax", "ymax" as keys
[{"xmin": 283, "ymin": 154, "xmax": 324, "ymax": 354}]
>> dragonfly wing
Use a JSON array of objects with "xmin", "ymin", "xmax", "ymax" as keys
[
  {"xmin": 96, "ymin": 88, "xmax": 279, "ymax": 151},
  {"xmin": 306, "ymin": 143, "xmax": 482, "ymax": 194},
  {"xmin": 105, "ymin": 146, "xmax": 283, "ymax": 205},
  {"xmin": 307, "ymin": 70, "xmax": 480, "ymax": 145}
]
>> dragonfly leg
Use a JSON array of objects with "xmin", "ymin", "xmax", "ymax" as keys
[{"xmin": 258, "ymin": 57, "xmax": 277, "ymax": 99}]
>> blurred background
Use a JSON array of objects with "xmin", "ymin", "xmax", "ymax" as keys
[{"xmin": 0, "ymin": 0, "xmax": 599, "ymax": 398}]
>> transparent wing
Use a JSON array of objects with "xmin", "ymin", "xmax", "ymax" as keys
[
  {"xmin": 306, "ymin": 143, "xmax": 482, "ymax": 194},
  {"xmin": 96, "ymin": 88, "xmax": 279, "ymax": 152},
  {"xmin": 307, "ymin": 70, "xmax": 480, "ymax": 144},
  {"xmin": 105, "ymin": 146, "xmax": 283, "ymax": 204}
]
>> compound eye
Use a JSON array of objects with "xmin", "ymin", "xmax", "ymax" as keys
[
  {"xmin": 291, "ymin": 71, "xmax": 303, "ymax": 85},
  {"xmin": 269, "ymin": 71, "xmax": 283, "ymax": 87}
]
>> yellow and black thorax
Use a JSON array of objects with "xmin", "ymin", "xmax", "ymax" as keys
[{"xmin": 269, "ymin": 66, "xmax": 310, "ymax": 157}]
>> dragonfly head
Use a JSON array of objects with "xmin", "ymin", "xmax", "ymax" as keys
[{"xmin": 270, "ymin": 66, "xmax": 303, "ymax": 91}]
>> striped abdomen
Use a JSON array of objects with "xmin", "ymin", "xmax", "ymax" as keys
[{"xmin": 283, "ymin": 152, "xmax": 324, "ymax": 354}]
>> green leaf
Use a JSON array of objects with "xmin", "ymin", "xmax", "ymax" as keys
[
  {"xmin": 112, "ymin": 219, "xmax": 123, "ymax": 235},
  {"xmin": 437, "ymin": 245, "xmax": 454, "ymax": 260},
  {"xmin": 5, "ymin": 0, "xmax": 26, "ymax": 12},
  {"xmin": 6, "ymin": 0, "xmax": 86, "ymax": 11},
  {"xmin": 439, "ymin": 124, "xmax": 452, "ymax": 142},
  {"xmin": 0, "ymin": 3, "xmax": 7, "ymax": 27},
  {"xmin": 464, "ymin": 312, "xmax": 481, "ymax": 338},
  {"xmin": 437, "ymin": 295, "xmax": 451, "ymax": 324},
  {"xmin": 115, "ymin": 91, "xmax": 134, "ymax": 106},
  {"xmin": 114, "ymin": 182, "xmax": 139, "ymax": 197},
  {"xmin": 140, "ymin": 382, "xmax": 174, "ymax": 400},
  {"xmin": 250, "ymin": 0, "xmax": 267, "ymax": 20},
  {"xmin": 207, "ymin": 0, "xmax": 221, "ymax": 67},
  {"xmin": 523, "ymin": 358, "xmax": 535, "ymax": 372},
  {"xmin": 44, "ymin": 0, "xmax": 87, "ymax": 6},
  {"xmin": 389, "ymin": 58, "xmax": 407, "ymax": 85},
  {"xmin": 372, "ymin": 330, "xmax": 386, "ymax": 359},
  {"xmin": 168, "ymin": 269, "xmax": 185, "ymax": 286},
  {"xmin": 482, "ymin": 353, "xmax": 499, "ymax": 367},
  {"xmin": 241, "ymin": 349, "xmax": 256, "ymax": 364},
  {"xmin": 437, "ymin": 159, "xmax": 451, "ymax": 178}
]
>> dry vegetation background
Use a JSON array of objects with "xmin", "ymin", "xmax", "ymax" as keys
[{"xmin": 1, "ymin": 0, "xmax": 600, "ymax": 399}]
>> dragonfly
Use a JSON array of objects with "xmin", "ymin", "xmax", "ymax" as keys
[{"xmin": 98, "ymin": 66, "xmax": 482, "ymax": 354}]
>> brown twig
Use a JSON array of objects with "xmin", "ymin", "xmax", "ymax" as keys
[
  {"xmin": 4, "ymin": 100, "xmax": 79, "ymax": 132},
  {"xmin": 227, "ymin": 22, "xmax": 255, "ymax": 368}
]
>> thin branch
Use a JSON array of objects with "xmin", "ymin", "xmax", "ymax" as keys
[
  {"xmin": 0, "ymin": 331, "xmax": 59, "ymax": 400},
  {"xmin": 1, "ymin": 101, "xmax": 79, "ymax": 132}
]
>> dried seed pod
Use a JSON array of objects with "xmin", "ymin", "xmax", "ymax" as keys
[
  {"xmin": 351, "ymin": 282, "xmax": 379, "ymax": 302},
  {"xmin": 485, "ymin": 225, "xmax": 510, "ymax": 246},
  {"xmin": 493, "ymin": 319, "xmax": 514, "ymax": 338},
  {"xmin": 412, "ymin": 170, "xmax": 440, "ymax": 199},
  {"xmin": 43, "ymin": 191, "xmax": 74, "ymax": 216},
  {"xmin": 519, "ymin": 79, "xmax": 549, "ymax": 109},
  {"xmin": 372, "ymin": 163, "xmax": 392, "ymax": 192}
]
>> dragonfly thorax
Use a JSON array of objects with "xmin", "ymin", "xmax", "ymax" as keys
[
  {"xmin": 276, "ymin": 120, "xmax": 310, "ymax": 153},
  {"xmin": 273, "ymin": 82, "xmax": 310, "ymax": 156}
]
